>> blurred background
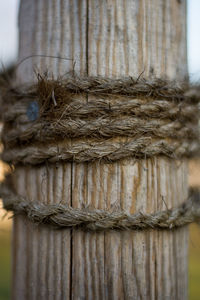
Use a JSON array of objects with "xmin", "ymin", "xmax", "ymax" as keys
[{"xmin": 0, "ymin": 0, "xmax": 200, "ymax": 299}]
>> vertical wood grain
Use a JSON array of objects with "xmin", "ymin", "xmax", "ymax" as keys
[{"xmin": 12, "ymin": 0, "xmax": 188, "ymax": 299}]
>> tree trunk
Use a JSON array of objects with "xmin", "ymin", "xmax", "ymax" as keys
[{"xmin": 12, "ymin": 0, "xmax": 188, "ymax": 299}]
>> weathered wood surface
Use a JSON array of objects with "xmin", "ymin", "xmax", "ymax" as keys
[{"xmin": 12, "ymin": 0, "xmax": 188, "ymax": 299}]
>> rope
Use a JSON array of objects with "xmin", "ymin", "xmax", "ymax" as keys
[
  {"xmin": 1, "ymin": 184, "xmax": 200, "ymax": 231},
  {"xmin": 1, "ymin": 74, "xmax": 200, "ymax": 165},
  {"xmin": 2, "ymin": 137, "xmax": 199, "ymax": 165},
  {"xmin": 1, "ymin": 74, "xmax": 200, "ymax": 230}
]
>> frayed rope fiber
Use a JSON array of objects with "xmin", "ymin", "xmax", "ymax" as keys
[
  {"xmin": 1, "ymin": 183, "xmax": 200, "ymax": 231},
  {"xmin": 0, "ymin": 74, "xmax": 200, "ymax": 164}
]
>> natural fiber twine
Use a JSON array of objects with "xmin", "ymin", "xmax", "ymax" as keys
[
  {"xmin": 1, "ymin": 74, "xmax": 200, "ymax": 165},
  {"xmin": 1, "ymin": 183, "xmax": 200, "ymax": 231},
  {"xmin": 2, "ymin": 137, "xmax": 199, "ymax": 165},
  {"xmin": 1, "ymin": 73, "xmax": 200, "ymax": 230}
]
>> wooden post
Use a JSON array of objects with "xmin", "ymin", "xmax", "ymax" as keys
[{"xmin": 12, "ymin": 0, "xmax": 188, "ymax": 299}]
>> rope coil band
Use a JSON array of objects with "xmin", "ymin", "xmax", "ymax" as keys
[
  {"xmin": 1, "ymin": 184, "xmax": 200, "ymax": 231},
  {"xmin": 1, "ymin": 74, "xmax": 200, "ymax": 164}
]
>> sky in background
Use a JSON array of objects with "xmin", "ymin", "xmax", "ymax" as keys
[
  {"xmin": 0, "ymin": 0, "xmax": 19, "ymax": 68},
  {"xmin": 187, "ymin": 0, "xmax": 200, "ymax": 81},
  {"xmin": 0, "ymin": 0, "xmax": 199, "ymax": 80}
]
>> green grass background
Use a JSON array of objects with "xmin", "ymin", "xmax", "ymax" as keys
[
  {"xmin": 189, "ymin": 224, "xmax": 200, "ymax": 300},
  {"xmin": 0, "ymin": 229, "xmax": 11, "ymax": 300},
  {"xmin": 0, "ymin": 224, "xmax": 199, "ymax": 299}
]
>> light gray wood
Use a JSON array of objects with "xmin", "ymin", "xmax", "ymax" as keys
[{"xmin": 12, "ymin": 0, "xmax": 188, "ymax": 299}]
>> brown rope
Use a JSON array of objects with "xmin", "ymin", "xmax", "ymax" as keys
[
  {"xmin": 2, "ymin": 97, "xmax": 198, "ymax": 122},
  {"xmin": 3, "ymin": 117, "xmax": 199, "ymax": 146},
  {"xmin": 1, "ymin": 74, "xmax": 200, "ymax": 165},
  {"xmin": 1, "ymin": 184, "xmax": 200, "ymax": 231},
  {"xmin": 2, "ymin": 137, "xmax": 199, "ymax": 165}
]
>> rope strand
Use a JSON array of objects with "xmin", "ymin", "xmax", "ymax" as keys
[{"xmin": 1, "ymin": 184, "xmax": 200, "ymax": 231}]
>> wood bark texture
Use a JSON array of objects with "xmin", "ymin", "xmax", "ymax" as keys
[{"xmin": 12, "ymin": 0, "xmax": 188, "ymax": 299}]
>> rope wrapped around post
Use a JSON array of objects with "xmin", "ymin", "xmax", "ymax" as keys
[
  {"xmin": 0, "ymin": 73, "xmax": 200, "ymax": 230},
  {"xmin": 1, "ymin": 182, "xmax": 200, "ymax": 231}
]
